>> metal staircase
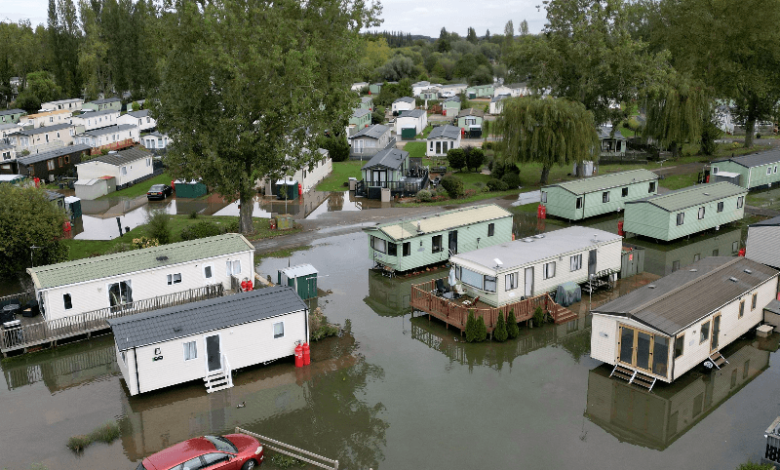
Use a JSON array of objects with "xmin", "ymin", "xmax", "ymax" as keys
[
  {"xmin": 204, "ymin": 354, "xmax": 233, "ymax": 393},
  {"xmin": 708, "ymin": 351, "xmax": 729, "ymax": 370},
  {"xmin": 610, "ymin": 364, "xmax": 658, "ymax": 392}
]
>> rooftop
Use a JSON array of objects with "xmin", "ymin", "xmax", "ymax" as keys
[
  {"xmin": 0, "ymin": 108, "xmax": 26, "ymax": 116},
  {"xmin": 365, "ymin": 204, "xmax": 512, "ymax": 241},
  {"xmin": 280, "ymin": 264, "xmax": 318, "ymax": 278},
  {"xmin": 16, "ymin": 144, "xmax": 92, "ymax": 166},
  {"xmin": 352, "ymin": 108, "xmax": 371, "ymax": 118},
  {"xmin": 451, "ymin": 226, "xmax": 621, "ymax": 272},
  {"xmin": 593, "ymin": 257, "xmax": 779, "ymax": 335},
  {"xmin": 399, "ymin": 109, "xmax": 425, "ymax": 118},
  {"xmin": 394, "ymin": 97, "xmax": 415, "ymax": 104},
  {"xmin": 597, "ymin": 126, "xmax": 627, "ymax": 141},
  {"xmin": 545, "ymin": 169, "xmax": 658, "ymax": 195},
  {"xmin": 24, "ymin": 109, "xmax": 72, "ymax": 119},
  {"xmin": 28, "ymin": 233, "xmax": 254, "ymax": 290},
  {"xmin": 457, "ymin": 108, "xmax": 485, "ymax": 118},
  {"xmin": 88, "ymin": 97, "xmax": 121, "ymax": 104},
  {"xmin": 15, "ymin": 123, "xmax": 72, "ymax": 136},
  {"xmin": 626, "ymin": 181, "xmax": 747, "ymax": 212},
  {"xmin": 82, "ymin": 124, "xmax": 137, "ymax": 136},
  {"xmin": 108, "ymin": 286, "xmax": 306, "ymax": 351},
  {"xmin": 75, "ymin": 109, "xmax": 119, "ymax": 118},
  {"xmin": 44, "ymin": 189, "xmax": 64, "ymax": 201},
  {"xmin": 750, "ymin": 215, "xmax": 780, "ymax": 227},
  {"xmin": 362, "ymin": 148, "xmax": 409, "ymax": 171},
  {"xmin": 349, "ymin": 124, "xmax": 390, "ymax": 140},
  {"xmin": 80, "ymin": 147, "xmax": 152, "ymax": 166},
  {"xmin": 427, "ymin": 125, "xmax": 460, "ymax": 140},
  {"xmin": 713, "ymin": 148, "xmax": 780, "ymax": 168},
  {"xmin": 127, "ymin": 110, "xmax": 150, "ymax": 118},
  {"xmin": 491, "ymin": 94, "xmax": 511, "ymax": 103}
]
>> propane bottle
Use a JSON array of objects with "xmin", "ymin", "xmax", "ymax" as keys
[
  {"xmin": 302, "ymin": 343, "xmax": 311, "ymax": 366},
  {"xmin": 294, "ymin": 343, "xmax": 304, "ymax": 368}
]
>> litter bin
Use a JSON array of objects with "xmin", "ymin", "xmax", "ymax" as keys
[
  {"xmin": 348, "ymin": 177, "xmax": 357, "ymax": 191},
  {"xmin": 380, "ymin": 188, "xmax": 391, "ymax": 202}
]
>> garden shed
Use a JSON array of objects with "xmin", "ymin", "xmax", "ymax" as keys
[
  {"xmin": 623, "ymin": 182, "xmax": 748, "ymax": 242},
  {"xmin": 278, "ymin": 264, "xmax": 318, "ymax": 300},
  {"xmin": 174, "ymin": 180, "xmax": 208, "ymax": 199},
  {"xmin": 363, "ymin": 204, "xmax": 512, "ymax": 273},
  {"xmin": 541, "ymin": 169, "xmax": 659, "ymax": 221},
  {"xmin": 711, "ymin": 149, "xmax": 780, "ymax": 190},
  {"xmin": 74, "ymin": 176, "xmax": 116, "ymax": 200},
  {"xmin": 745, "ymin": 214, "xmax": 780, "ymax": 269}
]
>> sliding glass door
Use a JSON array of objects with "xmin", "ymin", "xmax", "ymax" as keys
[{"xmin": 617, "ymin": 325, "xmax": 670, "ymax": 378}]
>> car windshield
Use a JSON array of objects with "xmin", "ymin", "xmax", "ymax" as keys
[
  {"xmin": 135, "ymin": 463, "xmax": 147, "ymax": 470},
  {"xmin": 149, "ymin": 185, "xmax": 164, "ymax": 191},
  {"xmin": 204, "ymin": 435, "xmax": 238, "ymax": 453}
]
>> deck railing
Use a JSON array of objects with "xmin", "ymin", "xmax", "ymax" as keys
[
  {"xmin": 410, "ymin": 278, "xmax": 575, "ymax": 329},
  {"xmin": 0, "ymin": 284, "xmax": 224, "ymax": 353}
]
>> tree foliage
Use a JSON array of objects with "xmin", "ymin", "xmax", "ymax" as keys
[
  {"xmin": 465, "ymin": 310, "xmax": 478, "ymax": 343},
  {"xmin": 446, "ymin": 148, "xmax": 466, "ymax": 171},
  {"xmin": 507, "ymin": 309, "xmax": 520, "ymax": 338},
  {"xmin": 493, "ymin": 311, "xmax": 508, "ymax": 342},
  {"xmin": 464, "ymin": 146, "xmax": 485, "ymax": 172}
]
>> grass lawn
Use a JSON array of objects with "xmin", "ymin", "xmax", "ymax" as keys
[
  {"xmin": 404, "ymin": 141, "xmax": 426, "ymax": 159},
  {"xmin": 419, "ymin": 125, "xmax": 434, "ymax": 139},
  {"xmin": 659, "ymin": 172, "xmax": 700, "ymax": 190},
  {"xmin": 63, "ymin": 215, "xmax": 299, "ymax": 261},
  {"xmin": 315, "ymin": 160, "xmax": 363, "ymax": 192},
  {"xmin": 100, "ymin": 172, "xmax": 173, "ymax": 199},
  {"xmin": 746, "ymin": 187, "xmax": 780, "ymax": 211}
]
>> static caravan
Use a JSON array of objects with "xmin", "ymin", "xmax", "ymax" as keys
[
  {"xmin": 118, "ymin": 109, "xmax": 157, "ymax": 132},
  {"xmin": 591, "ymin": 257, "xmax": 779, "ymax": 389},
  {"xmin": 598, "ymin": 126, "xmax": 627, "ymax": 159},
  {"xmin": 391, "ymin": 97, "xmax": 416, "ymax": 114},
  {"xmin": 348, "ymin": 108, "xmax": 371, "ymax": 129},
  {"xmin": 623, "ymin": 182, "xmax": 747, "ymax": 242},
  {"xmin": 711, "ymin": 149, "xmax": 780, "ymax": 190},
  {"xmin": 363, "ymin": 204, "xmax": 512, "ymax": 273},
  {"xmin": 359, "ymin": 96, "xmax": 374, "ymax": 111},
  {"xmin": 16, "ymin": 144, "xmax": 91, "ymax": 181},
  {"xmin": 7, "ymin": 123, "xmax": 75, "ymax": 154},
  {"xmin": 40, "ymin": 98, "xmax": 84, "ymax": 112},
  {"xmin": 450, "ymin": 226, "xmax": 622, "ymax": 307},
  {"xmin": 466, "ymin": 84, "xmax": 494, "ymax": 99},
  {"xmin": 26, "ymin": 233, "xmax": 255, "ymax": 322},
  {"xmin": 82, "ymin": 97, "xmax": 122, "ymax": 112},
  {"xmin": 348, "ymin": 124, "xmax": 394, "ymax": 160},
  {"xmin": 69, "ymin": 109, "xmax": 120, "ymax": 131},
  {"xmin": 426, "ymin": 125, "xmax": 461, "ymax": 158},
  {"xmin": 141, "ymin": 131, "xmax": 169, "ymax": 151},
  {"xmin": 351, "ymin": 82, "xmax": 368, "ymax": 92},
  {"xmin": 456, "ymin": 108, "xmax": 484, "ymax": 137},
  {"xmin": 22, "ymin": 110, "xmax": 72, "ymax": 129},
  {"xmin": 541, "ymin": 169, "xmax": 659, "ymax": 221},
  {"xmin": 369, "ymin": 83, "xmax": 383, "ymax": 95},
  {"xmin": 395, "ymin": 109, "xmax": 428, "ymax": 139},
  {"xmin": 442, "ymin": 98, "xmax": 461, "ymax": 117},
  {"xmin": 746, "ymin": 215, "xmax": 780, "ymax": 269},
  {"xmin": 493, "ymin": 83, "xmax": 530, "ymax": 98},
  {"xmin": 76, "ymin": 147, "xmax": 154, "ymax": 188},
  {"xmin": 76, "ymin": 124, "xmax": 140, "ymax": 150},
  {"xmin": 109, "ymin": 286, "xmax": 308, "ymax": 395},
  {"xmin": 489, "ymin": 94, "xmax": 510, "ymax": 115},
  {"xmin": 412, "ymin": 81, "xmax": 432, "ymax": 96},
  {"xmin": 0, "ymin": 108, "xmax": 27, "ymax": 124}
]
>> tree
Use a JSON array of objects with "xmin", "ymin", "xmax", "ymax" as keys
[
  {"xmin": 495, "ymin": 97, "xmax": 598, "ymax": 185},
  {"xmin": 494, "ymin": 311, "xmax": 508, "ymax": 342},
  {"xmin": 643, "ymin": 73, "xmax": 708, "ymax": 159},
  {"xmin": 317, "ymin": 134, "xmax": 351, "ymax": 163},
  {"xmin": 154, "ymin": 0, "xmax": 378, "ymax": 234},
  {"xmin": 375, "ymin": 56, "xmax": 415, "ymax": 82},
  {"xmin": 465, "ymin": 146, "xmax": 485, "ymax": 171},
  {"xmin": 446, "ymin": 148, "xmax": 466, "ymax": 171},
  {"xmin": 466, "ymin": 27, "xmax": 478, "ymax": 44},
  {"xmin": 470, "ymin": 65, "xmax": 492, "ymax": 86},
  {"xmin": 465, "ymin": 310, "xmax": 478, "ymax": 342},
  {"xmin": 519, "ymin": 19, "xmax": 529, "ymax": 35},
  {"xmin": 360, "ymin": 37, "xmax": 392, "ymax": 76},
  {"xmin": 475, "ymin": 316, "xmax": 487, "ymax": 341},
  {"xmin": 0, "ymin": 185, "xmax": 67, "ymax": 279},
  {"xmin": 25, "ymin": 71, "xmax": 61, "ymax": 103},
  {"xmin": 507, "ymin": 309, "xmax": 520, "ymax": 338},
  {"xmin": 436, "ymin": 27, "xmax": 451, "ymax": 53},
  {"xmin": 146, "ymin": 210, "xmax": 172, "ymax": 244}
]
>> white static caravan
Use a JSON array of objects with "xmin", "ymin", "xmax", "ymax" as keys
[
  {"xmin": 109, "ymin": 286, "xmax": 309, "ymax": 395},
  {"xmin": 450, "ymin": 226, "xmax": 622, "ymax": 307},
  {"xmin": 76, "ymin": 147, "xmax": 153, "ymax": 188},
  {"xmin": 69, "ymin": 109, "xmax": 121, "ymax": 131},
  {"xmin": 395, "ymin": 109, "xmax": 428, "ymax": 136},
  {"xmin": 26, "ymin": 234, "xmax": 255, "ymax": 322},
  {"xmin": 117, "ymin": 110, "xmax": 156, "ymax": 132},
  {"xmin": 745, "ymin": 215, "xmax": 780, "ymax": 269},
  {"xmin": 591, "ymin": 257, "xmax": 779, "ymax": 389},
  {"xmin": 391, "ymin": 97, "xmax": 416, "ymax": 114}
]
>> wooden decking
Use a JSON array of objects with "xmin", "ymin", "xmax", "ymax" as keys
[
  {"xmin": 410, "ymin": 278, "xmax": 578, "ymax": 333},
  {"xmin": 0, "ymin": 284, "xmax": 224, "ymax": 356}
]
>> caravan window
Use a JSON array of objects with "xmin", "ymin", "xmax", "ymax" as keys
[
  {"xmin": 488, "ymin": 223, "xmax": 495, "ymax": 237},
  {"xmin": 621, "ymin": 187, "xmax": 628, "ymax": 197},
  {"xmin": 674, "ymin": 335, "xmax": 685, "ymax": 358},
  {"xmin": 676, "ymin": 213, "xmax": 685, "ymax": 226},
  {"xmin": 737, "ymin": 196, "xmax": 744, "ymax": 209},
  {"xmin": 63, "ymin": 294, "xmax": 72, "ymax": 310},
  {"xmin": 698, "ymin": 207, "xmax": 705, "ymax": 219},
  {"xmin": 432, "ymin": 235, "xmax": 443, "ymax": 253},
  {"xmin": 183, "ymin": 341, "xmax": 197, "ymax": 361},
  {"xmin": 459, "ymin": 267, "xmax": 484, "ymax": 290},
  {"xmin": 717, "ymin": 202, "xmax": 724, "ymax": 212},
  {"xmin": 543, "ymin": 262, "xmax": 556, "ymax": 280},
  {"xmin": 505, "ymin": 273, "xmax": 518, "ymax": 291},
  {"xmin": 273, "ymin": 322, "xmax": 285, "ymax": 339},
  {"xmin": 371, "ymin": 236, "xmax": 386, "ymax": 254},
  {"xmin": 576, "ymin": 197, "xmax": 583, "ymax": 209},
  {"xmin": 700, "ymin": 321, "xmax": 710, "ymax": 344},
  {"xmin": 108, "ymin": 281, "xmax": 133, "ymax": 307},
  {"xmin": 225, "ymin": 260, "xmax": 242, "ymax": 276},
  {"xmin": 388, "ymin": 242, "xmax": 397, "ymax": 256},
  {"xmin": 602, "ymin": 191, "xmax": 610, "ymax": 203},
  {"xmin": 403, "ymin": 242, "xmax": 411, "ymax": 256},
  {"xmin": 570, "ymin": 254, "xmax": 582, "ymax": 271},
  {"xmin": 484, "ymin": 276, "xmax": 496, "ymax": 292},
  {"xmin": 540, "ymin": 191, "xmax": 547, "ymax": 203},
  {"xmin": 752, "ymin": 293, "xmax": 758, "ymax": 310},
  {"xmin": 167, "ymin": 273, "xmax": 182, "ymax": 285},
  {"xmin": 649, "ymin": 182, "xmax": 656, "ymax": 193},
  {"xmin": 739, "ymin": 300, "xmax": 745, "ymax": 318},
  {"xmin": 204, "ymin": 266, "xmax": 213, "ymax": 279}
]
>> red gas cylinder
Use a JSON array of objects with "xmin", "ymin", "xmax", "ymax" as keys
[
  {"xmin": 246, "ymin": 280, "xmax": 253, "ymax": 291},
  {"xmin": 537, "ymin": 205, "xmax": 546, "ymax": 219},
  {"xmin": 617, "ymin": 220, "xmax": 625, "ymax": 236},
  {"xmin": 705, "ymin": 174, "xmax": 710, "ymax": 183},
  {"xmin": 512, "ymin": 233, "xmax": 515, "ymax": 241},
  {"xmin": 34, "ymin": 177, "xmax": 40, "ymax": 188},
  {"xmin": 240, "ymin": 280, "xmax": 249, "ymax": 292},
  {"xmin": 294, "ymin": 343, "xmax": 304, "ymax": 368},
  {"xmin": 298, "ymin": 183, "xmax": 303, "ymax": 196},
  {"xmin": 302, "ymin": 343, "xmax": 311, "ymax": 366},
  {"xmin": 738, "ymin": 247, "xmax": 746, "ymax": 257},
  {"xmin": 171, "ymin": 180, "xmax": 176, "ymax": 189},
  {"xmin": 63, "ymin": 221, "xmax": 72, "ymax": 232}
]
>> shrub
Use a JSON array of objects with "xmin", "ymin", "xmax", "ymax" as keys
[
  {"xmin": 463, "ymin": 189, "xmax": 477, "ymax": 197},
  {"xmin": 271, "ymin": 454, "xmax": 306, "ymax": 469},
  {"xmin": 484, "ymin": 142, "xmax": 494, "ymax": 150},
  {"xmin": 226, "ymin": 218, "xmax": 240, "ymax": 233},
  {"xmin": 441, "ymin": 175, "xmax": 464, "ymax": 198},
  {"xmin": 447, "ymin": 148, "xmax": 467, "ymax": 171},
  {"xmin": 465, "ymin": 310, "xmax": 478, "ymax": 342},
  {"xmin": 415, "ymin": 189, "xmax": 432, "ymax": 202},
  {"xmin": 132, "ymin": 237, "xmax": 158, "ymax": 249},
  {"xmin": 146, "ymin": 210, "xmax": 172, "ymax": 244},
  {"xmin": 492, "ymin": 163, "xmax": 506, "ymax": 180},
  {"xmin": 67, "ymin": 421, "xmax": 120, "ymax": 453},
  {"xmin": 507, "ymin": 309, "xmax": 520, "ymax": 338},
  {"xmin": 487, "ymin": 178, "xmax": 508, "ymax": 191},
  {"xmin": 501, "ymin": 172, "xmax": 521, "ymax": 188},
  {"xmin": 67, "ymin": 435, "xmax": 90, "ymax": 453},
  {"xmin": 465, "ymin": 147, "xmax": 485, "ymax": 171},
  {"xmin": 189, "ymin": 211, "xmax": 199, "ymax": 219},
  {"xmin": 533, "ymin": 306, "xmax": 546, "ymax": 327},
  {"xmin": 476, "ymin": 316, "xmax": 488, "ymax": 342},
  {"xmin": 493, "ymin": 311, "xmax": 508, "ymax": 342},
  {"xmin": 180, "ymin": 221, "xmax": 222, "ymax": 241}
]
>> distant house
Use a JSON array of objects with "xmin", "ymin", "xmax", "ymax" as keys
[
  {"xmin": 27, "ymin": 233, "xmax": 255, "ymax": 322},
  {"xmin": 541, "ymin": 169, "xmax": 659, "ymax": 221},
  {"xmin": 438, "ymin": 83, "xmax": 468, "ymax": 99},
  {"xmin": 358, "ymin": 96, "xmax": 373, "ymax": 112},
  {"xmin": 466, "ymin": 84, "xmax": 494, "ymax": 99},
  {"xmin": 141, "ymin": 132, "xmax": 170, "ymax": 152},
  {"xmin": 363, "ymin": 204, "xmax": 513, "ymax": 273},
  {"xmin": 0, "ymin": 143, "xmax": 16, "ymax": 174},
  {"xmin": 40, "ymin": 98, "xmax": 84, "ymax": 112},
  {"xmin": 623, "ymin": 182, "xmax": 747, "ymax": 242},
  {"xmin": 426, "ymin": 125, "xmax": 461, "ymax": 158},
  {"xmin": 391, "ymin": 97, "xmax": 415, "ymax": 114},
  {"xmin": 419, "ymin": 88, "xmax": 439, "ymax": 101},
  {"xmin": 489, "ymin": 94, "xmax": 510, "ymax": 115},
  {"xmin": 0, "ymin": 123, "xmax": 21, "ymax": 139},
  {"xmin": 16, "ymin": 144, "xmax": 92, "ymax": 181},
  {"xmin": 69, "ymin": 109, "xmax": 121, "ymax": 132},
  {"xmin": 442, "ymin": 97, "xmax": 461, "ymax": 117},
  {"xmin": 493, "ymin": 83, "xmax": 530, "ymax": 97},
  {"xmin": 395, "ymin": 109, "xmax": 428, "ymax": 139},
  {"xmin": 22, "ymin": 109, "xmax": 73, "ymax": 129},
  {"xmin": 351, "ymin": 82, "xmax": 368, "ymax": 92},
  {"xmin": 710, "ymin": 149, "xmax": 780, "ymax": 190},
  {"xmin": 456, "ymin": 108, "xmax": 484, "ymax": 137},
  {"xmin": 591, "ymin": 257, "xmax": 779, "ymax": 387},
  {"xmin": 258, "ymin": 148, "xmax": 332, "ymax": 194},
  {"xmin": 348, "ymin": 108, "xmax": 372, "ymax": 130},
  {"xmin": 745, "ymin": 215, "xmax": 780, "ymax": 269},
  {"xmin": 75, "ymin": 124, "xmax": 140, "ymax": 152},
  {"xmin": 76, "ymin": 147, "xmax": 155, "ymax": 190},
  {"xmin": 82, "ymin": 97, "xmax": 122, "ymax": 112},
  {"xmin": 109, "ymin": 286, "xmax": 308, "ymax": 395},
  {"xmin": 7, "ymin": 123, "xmax": 75, "ymax": 154},
  {"xmin": 117, "ymin": 109, "xmax": 156, "ymax": 132},
  {"xmin": 0, "ymin": 108, "xmax": 27, "ymax": 124},
  {"xmin": 714, "ymin": 105, "xmax": 735, "ymax": 135},
  {"xmin": 451, "ymin": 226, "xmax": 622, "ymax": 305},
  {"xmin": 412, "ymin": 81, "xmax": 431, "ymax": 97},
  {"xmin": 348, "ymin": 124, "xmax": 395, "ymax": 160},
  {"xmin": 369, "ymin": 83, "xmax": 383, "ymax": 95},
  {"xmin": 598, "ymin": 126, "xmax": 628, "ymax": 159}
]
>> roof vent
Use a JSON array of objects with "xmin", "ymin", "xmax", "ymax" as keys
[
  {"xmin": 533, "ymin": 234, "xmax": 545, "ymax": 239},
  {"xmin": 156, "ymin": 256, "xmax": 169, "ymax": 262},
  {"xmin": 173, "ymin": 326, "xmax": 182, "ymax": 332},
  {"xmin": 648, "ymin": 284, "xmax": 656, "ymax": 289},
  {"xmin": 744, "ymin": 268, "xmax": 753, "ymax": 274},
  {"xmin": 729, "ymin": 277, "xmax": 739, "ymax": 283},
  {"xmin": 522, "ymin": 238, "xmax": 534, "ymax": 243},
  {"xmin": 703, "ymin": 192, "xmax": 710, "ymax": 196},
  {"xmin": 689, "ymin": 268, "xmax": 698, "ymax": 272}
]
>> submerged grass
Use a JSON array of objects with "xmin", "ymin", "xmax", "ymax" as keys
[{"xmin": 67, "ymin": 420, "xmax": 121, "ymax": 453}]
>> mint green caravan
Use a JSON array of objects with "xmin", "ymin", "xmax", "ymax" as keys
[{"xmin": 710, "ymin": 149, "xmax": 780, "ymax": 190}]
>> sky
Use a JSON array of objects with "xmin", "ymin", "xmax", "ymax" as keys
[{"xmin": 0, "ymin": 0, "xmax": 548, "ymax": 37}]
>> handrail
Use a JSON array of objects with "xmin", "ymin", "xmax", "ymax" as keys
[{"xmin": 234, "ymin": 427, "xmax": 339, "ymax": 470}]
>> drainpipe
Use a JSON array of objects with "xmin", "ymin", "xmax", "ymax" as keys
[{"xmin": 133, "ymin": 348, "xmax": 141, "ymax": 395}]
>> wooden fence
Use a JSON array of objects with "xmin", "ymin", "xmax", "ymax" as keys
[
  {"xmin": 0, "ymin": 291, "xmax": 34, "ymax": 307},
  {"xmin": 1, "ymin": 284, "xmax": 224, "ymax": 354}
]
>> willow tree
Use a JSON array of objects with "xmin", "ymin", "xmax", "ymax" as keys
[
  {"xmin": 494, "ymin": 97, "xmax": 598, "ymax": 185},
  {"xmin": 643, "ymin": 74, "xmax": 708, "ymax": 159},
  {"xmin": 153, "ymin": 0, "xmax": 380, "ymax": 234}
]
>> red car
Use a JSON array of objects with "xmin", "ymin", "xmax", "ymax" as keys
[{"xmin": 137, "ymin": 434, "xmax": 264, "ymax": 470}]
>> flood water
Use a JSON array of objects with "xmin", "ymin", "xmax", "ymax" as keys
[{"xmin": 2, "ymin": 227, "xmax": 779, "ymax": 469}]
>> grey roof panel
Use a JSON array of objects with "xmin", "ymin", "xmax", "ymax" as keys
[
  {"xmin": 765, "ymin": 299, "xmax": 780, "ymax": 316},
  {"xmin": 108, "ymin": 286, "xmax": 307, "ymax": 351},
  {"xmin": 83, "ymin": 124, "xmax": 137, "ymax": 136},
  {"xmin": 16, "ymin": 123, "xmax": 72, "ymax": 136},
  {"xmin": 597, "ymin": 126, "xmax": 626, "ymax": 141},
  {"xmin": 44, "ymin": 190, "xmax": 64, "ymax": 201},
  {"xmin": 76, "ymin": 109, "xmax": 119, "ymax": 118},
  {"xmin": 593, "ymin": 257, "xmax": 779, "ymax": 335},
  {"xmin": 352, "ymin": 108, "xmax": 371, "ymax": 118},
  {"xmin": 626, "ymin": 181, "xmax": 747, "ymax": 212},
  {"xmin": 393, "ymin": 97, "xmax": 415, "ymax": 104},
  {"xmin": 750, "ymin": 215, "xmax": 780, "ymax": 227},
  {"xmin": 362, "ymin": 148, "xmax": 409, "ymax": 171},
  {"xmin": 17, "ymin": 144, "xmax": 92, "ymax": 166},
  {"xmin": 399, "ymin": 109, "xmax": 425, "ymax": 118},
  {"xmin": 349, "ymin": 124, "xmax": 390, "ymax": 140},
  {"xmin": 127, "ymin": 110, "xmax": 150, "ymax": 118},
  {"xmin": 546, "ymin": 169, "xmax": 658, "ymax": 195},
  {"xmin": 427, "ymin": 125, "xmax": 460, "ymax": 140},
  {"xmin": 457, "ymin": 108, "xmax": 485, "ymax": 118},
  {"xmin": 0, "ymin": 108, "xmax": 26, "ymax": 116},
  {"xmin": 713, "ymin": 149, "xmax": 780, "ymax": 168},
  {"xmin": 89, "ymin": 97, "xmax": 121, "ymax": 104},
  {"xmin": 84, "ymin": 147, "xmax": 152, "ymax": 166}
]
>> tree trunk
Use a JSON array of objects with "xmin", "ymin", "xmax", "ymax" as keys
[
  {"xmin": 540, "ymin": 165, "xmax": 551, "ymax": 185},
  {"xmin": 670, "ymin": 142, "xmax": 679, "ymax": 159},
  {"xmin": 576, "ymin": 161, "xmax": 585, "ymax": 177},
  {"xmin": 239, "ymin": 191, "xmax": 254, "ymax": 235},
  {"xmin": 744, "ymin": 118, "xmax": 755, "ymax": 149}
]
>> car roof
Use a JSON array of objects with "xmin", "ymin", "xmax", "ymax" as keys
[
  {"xmin": 144, "ymin": 436, "xmax": 216, "ymax": 469},
  {"xmin": 149, "ymin": 184, "xmax": 165, "ymax": 188}
]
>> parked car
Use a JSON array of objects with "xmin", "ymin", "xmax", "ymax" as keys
[
  {"xmin": 147, "ymin": 183, "xmax": 172, "ymax": 200},
  {"xmin": 136, "ymin": 434, "xmax": 264, "ymax": 470}
]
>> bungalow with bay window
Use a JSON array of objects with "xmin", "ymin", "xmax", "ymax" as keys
[
  {"xmin": 363, "ymin": 204, "xmax": 512, "ymax": 273},
  {"xmin": 426, "ymin": 125, "xmax": 461, "ymax": 158},
  {"xmin": 591, "ymin": 257, "xmax": 779, "ymax": 389},
  {"xmin": 450, "ymin": 226, "xmax": 622, "ymax": 306},
  {"xmin": 27, "ymin": 233, "xmax": 255, "ymax": 322}
]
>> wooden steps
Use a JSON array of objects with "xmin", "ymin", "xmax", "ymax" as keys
[
  {"xmin": 708, "ymin": 351, "xmax": 729, "ymax": 370},
  {"xmin": 610, "ymin": 364, "xmax": 658, "ymax": 392},
  {"xmin": 553, "ymin": 309, "xmax": 579, "ymax": 324}
]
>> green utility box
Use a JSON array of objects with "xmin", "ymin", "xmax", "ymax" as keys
[
  {"xmin": 278, "ymin": 264, "xmax": 319, "ymax": 300},
  {"xmin": 64, "ymin": 196, "xmax": 82, "ymax": 219},
  {"xmin": 175, "ymin": 180, "xmax": 207, "ymax": 198},
  {"xmin": 275, "ymin": 214, "xmax": 294, "ymax": 230},
  {"xmin": 276, "ymin": 179, "xmax": 299, "ymax": 200},
  {"xmin": 401, "ymin": 128, "xmax": 416, "ymax": 140}
]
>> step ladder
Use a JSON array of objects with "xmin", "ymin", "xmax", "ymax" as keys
[
  {"xmin": 610, "ymin": 364, "xmax": 658, "ymax": 392},
  {"xmin": 708, "ymin": 351, "xmax": 729, "ymax": 370},
  {"xmin": 204, "ymin": 355, "xmax": 233, "ymax": 393}
]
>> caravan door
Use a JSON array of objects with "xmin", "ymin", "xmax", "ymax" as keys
[
  {"xmin": 524, "ymin": 267, "xmax": 534, "ymax": 297},
  {"xmin": 205, "ymin": 334, "xmax": 222, "ymax": 372}
]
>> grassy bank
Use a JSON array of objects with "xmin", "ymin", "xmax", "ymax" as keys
[
  {"xmin": 315, "ymin": 160, "xmax": 363, "ymax": 192},
  {"xmin": 63, "ymin": 215, "xmax": 300, "ymax": 260},
  {"xmin": 67, "ymin": 421, "xmax": 121, "ymax": 453},
  {"xmin": 99, "ymin": 172, "xmax": 173, "ymax": 199}
]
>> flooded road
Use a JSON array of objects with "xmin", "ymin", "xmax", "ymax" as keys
[{"xmin": 2, "ymin": 229, "xmax": 778, "ymax": 469}]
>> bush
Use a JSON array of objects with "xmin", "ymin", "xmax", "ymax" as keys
[
  {"xmin": 147, "ymin": 210, "xmax": 172, "ymax": 245},
  {"xmin": 487, "ymin": 178, "xmax": 508, "ymax": 191},
  {"xmin": 67, "ymin": 421, "xmax": 120, "ymax": 453},
  {"xmin": 533, "ymin": 306, "xmax": 546, "ymax": 327},
  {"xmin": 476, "ymin": 316, "xmax": 487, "ymax": 342},
  {"xmin": 465, "ymin": 147, "xmax": 485, "ymax": 171},
  {"xmin": 189, "ymin": 211, "xmax": 199, "ymax": 219},
  {"xmin": 271, "ymin": 454, "xmax": 306, "ymax": 469},
  {"xmin": 492, "ymin": 163, "xmax": 506, "ymax": 180},
  {"xmin": 317, "ymin": 134, "xmax": 350, "ymax": 162},
  {"xmin": 446, "ymin": 148, "xmax": 467, "ymax": 171},
  {"xmin": 484, "ymin": 142, "xmax": 494, "ymax": 150},
  {"xmin": 67, "ymin": 435, "xmax": 90, "ymax": 453},
  {"xmin": 507, "ymin": 309, "xmax": 520, "ymax": 338},
  {"xmin": 415, "ymin": 189, "xmax": 432, "ymax": 202},
  {"xmin": 494, "ymin": 311, "xmax": 508, "ymax": 342},
  {"xmin": 465, "ymin": 310, "xmax": 478, "ymax": 342},
  {"xmin": 180, "ymin": 221, "xmax": 223, "ymax": 241},
  {"xmin": 501, "ymin": 172, "xmax": 521, "ymax": 188},
  {"xmin": 441, "ymin": 175, "xmax": 464, "ymax": 198}
]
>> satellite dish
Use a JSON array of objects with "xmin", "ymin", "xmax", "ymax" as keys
[{"xmin": 494, "ymin": 258, "xmax": 503, "ymax": 266}]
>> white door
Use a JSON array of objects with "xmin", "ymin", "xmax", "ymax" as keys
[{"xmin": 524, "ymin": 267, "xmax": 534, "ymax": 297}]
